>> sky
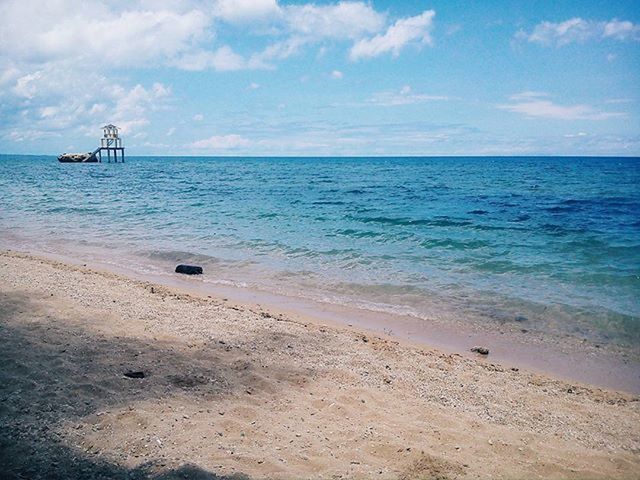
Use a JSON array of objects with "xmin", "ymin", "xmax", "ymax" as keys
[{"xmin": 0, "ymin": 0, "xmax": 639, "ymax": 156}]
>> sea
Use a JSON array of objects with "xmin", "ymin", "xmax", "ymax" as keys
[{"xmin": 1, "ymin": 155, "xmax": 639, "ymax": 348}]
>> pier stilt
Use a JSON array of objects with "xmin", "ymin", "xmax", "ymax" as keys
[{"xmin": 95, "ymin": 147, "xmax": 125, "ymax": 163}]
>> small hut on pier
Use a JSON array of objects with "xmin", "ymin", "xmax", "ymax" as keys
[{"xmin": 99, "ymin": 124, "xmax": 125, "ymax": 163}]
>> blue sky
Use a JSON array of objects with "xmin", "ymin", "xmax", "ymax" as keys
[{"xmin": 0, "ymin": 0, "xmax": 638, "ymax": 156}]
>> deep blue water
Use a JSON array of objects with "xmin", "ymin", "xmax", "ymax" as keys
[{"xmin": 1, "ymin": 155, "xmax": 639, "ymax": 345}]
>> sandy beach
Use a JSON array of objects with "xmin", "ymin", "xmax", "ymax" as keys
[{"xmin": 1, "ymin": 249, "xmax": 639, "ymax": 479}]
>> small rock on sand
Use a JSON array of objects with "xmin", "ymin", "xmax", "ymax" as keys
[{"xmin": 471, "ymin": 346, "xmax": 490, "ymax": 355}]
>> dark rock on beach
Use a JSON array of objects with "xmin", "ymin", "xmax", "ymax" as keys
[
  {"xmin": 471, "ymin": 346, "xmax": 490, "ymax": 355},
  {"xmin": 175, "ymin": 264, "xmax": 203, "ymax": 275},
  {"xmin": 123, "ymin": 371, "xmax": 145, "ymax": 379}
]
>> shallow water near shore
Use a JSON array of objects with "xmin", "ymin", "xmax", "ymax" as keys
[{"xmin": 1, "ymin": 155, "xmax": 639, "ymax": 350}]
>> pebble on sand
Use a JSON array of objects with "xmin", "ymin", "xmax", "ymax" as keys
[{"xmin": 471, "ymin": 346, "xmax": 490, "ymax": 355}]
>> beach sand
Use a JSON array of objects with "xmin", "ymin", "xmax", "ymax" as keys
[{"xmin": 1, "ymin": 250, "xmax": 639, "ymax": 479}]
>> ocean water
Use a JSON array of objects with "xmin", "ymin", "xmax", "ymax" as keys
[{"xmin": 1, "ymin": 155, "xmax": 639, "ymax": 346}]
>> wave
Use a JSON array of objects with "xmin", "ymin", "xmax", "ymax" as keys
[
  {"xmin": 134, "ymin": 248, "xmax": 224, "ymax": 265},
  {"xmin": 467, "ymin": 209, "xmax": 489, "ymax": 215},
  {"xmin": 312, "ymin": 200, "xmax": 346, "ymax": 205},
  {"xmin": 420, "ymin": 238, "xmax": 490, "ymax": 250},
  {"xmin": 349, "ymin": 215, "xmax": 472, "ymax": 228}
]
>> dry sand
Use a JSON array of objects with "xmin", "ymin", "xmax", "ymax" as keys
[{"xmin": 0, "ymin": 250, "xmax": 639, "ymax": 479}]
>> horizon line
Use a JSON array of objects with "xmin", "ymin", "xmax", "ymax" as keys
[{"xmin": 1, "ymin": 153, "xmax": 640, "ymax": 159}]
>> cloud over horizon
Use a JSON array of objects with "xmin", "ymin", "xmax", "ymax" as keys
[
  {"xmin": 498, "ymin": 92, "xmax": 625, "ymax": 120},
  {"xmin": 516, "ymin": 17, "xmax": 640, "ymax": 46}
]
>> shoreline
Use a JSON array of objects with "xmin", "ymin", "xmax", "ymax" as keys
[
  {"xmin": 2, "ymin": 244, "xmax": 639, "ymax": 394},
  {"xmin": 1, "ymin": 249, "xmax": 639, "ymax": 479}
]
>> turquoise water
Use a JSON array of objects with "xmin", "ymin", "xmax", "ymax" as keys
[{"xmin": 1, "ymin": 155, "xmax": 639, "ymax": 345}]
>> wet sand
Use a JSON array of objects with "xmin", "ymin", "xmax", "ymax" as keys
[{"xmin": 1, "ymin": 250, "xmax": 639, "ymax": 479}]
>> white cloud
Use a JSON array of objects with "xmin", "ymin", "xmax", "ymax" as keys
[
  {"xmin": 0, "ymin": 1, "xmax": 211, "ymax": 67},
  {"xmin": 0, "ymin": 1, "xmax": 444, "ymax": 150},
  {"xmin": 89, "ymin": 103, "xmax": 107, "ymax": 115},
  {"xmin": 368, "ymin": 85, "xmax": 448, "ymax": 106},
  {"xmin": 563, "ymin": 132, "xmax": 587, "ymax": 138},
  {"xmin": 110, "ymin": 82, "xmax": 172, "ymax": 134},
  {"xmin": 331, "ymin": 70, "xmax": 343, "ymax": 79},
  {"xmin": 516, "ymin": 17, "xmax": 640, "ymax": 46},
  {"xmin": 603, "ymin": 20, "xmax": 640, "ymax": 40},
  {"xmin": 219, "ymin": 3, "xmax": 434, "ymax": 67},
  {"xmin": 248, "ymin": 82, "xmax": 261, "ymax": 90},
  {"xmin": 605, "ymin": 98, "xmax": 634, "ymax": 104},
  {"xmin": 0, "ymin": 66, "xmax": 20, "ymax": 86},
  {"xmin": 8, "ymin": 128, "xmax": 61, "ymax": 142},
  {"xmin": 248, "ymin": 37, "xmax": 307, "ymax": 68},
  {"xmin": 499, "ymin": 93, "xmax": 625, "ymax": 120},
  {"xmin": 2, "ymin": 64, "xmax": 171, "ymax": 141},
  {"xmin": 114, "ymin": 120, "xmax": 150, "ymax": 136},
  {"xmin": 207, "ymin": 1, "xmax": 406, "ymax": 69},
  {"xmin": 190, "ymin": 134, "xmax": 251, "ymax": 149},
  {"xmin": 13, "ymin": 72, "xmax": 43, "ymax": 99},
  {"xmin": 214, "ymin": 0, "xmax": 280, "ymax": 23},
  {"xmin": 193, "ymin": 114, "xmax": 204, "ymax": 121},
  {"xmin": 40, "ymin": 106, "xmax": 59, "ymax": 118},
  {"xmin": 1, "ymin": 1, "xmax": 437, "ymax": 76},
  {"xmin": 286, "ymin": 2, "xmax": 385, "ymax": 40},
  {"xmin": 509, "ymin": 91, "xmax": 550, "ymax": 100},
  {"xmin": 350, "ymin": 10, "xmax": 435, "ymax": 60},
  {"xmin": 114, "ymin": 83, "xmax": 170, "ymax": 115},
  {"xmin": 522, "ymin": 18, "xmax": 592, "ymax": 45},
  {"xmin": 173, "ymin": 45, "xmax": 251, "ymax": 71}
]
